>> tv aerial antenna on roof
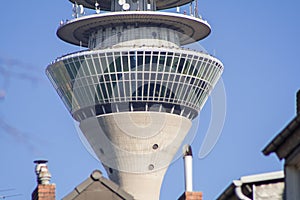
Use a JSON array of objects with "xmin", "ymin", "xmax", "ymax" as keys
[
  {"xmin": 0, "ymin": 189, "xmax": 22, "ymax": 199},
  {"xmin": 0, "ymin": 189, "xmax": 14, "ymax": 193},
  {"xmin": 0, "ymin": 194, "xmax": 22, "ymax": 199}
]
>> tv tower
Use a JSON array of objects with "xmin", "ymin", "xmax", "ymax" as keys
[{"xmin": 46, "ymin": 0, "xmax": 223, "ymax": 199}]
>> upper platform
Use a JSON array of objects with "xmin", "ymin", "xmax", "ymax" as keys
[
  {"xmin": 69, "ymin": 0, "xmax": 194, "ymax": 11},
  {"xmin": 57, "ymin": 11, "xmax": 211, "ymax": 47}
]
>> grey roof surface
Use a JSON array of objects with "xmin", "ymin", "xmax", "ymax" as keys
[
  {"xmin": 62, "ymin": 170, "xmax": 134, "ymax": 200},
  {"xmin": 262, "ymin": 115, "xmax": 300, "ymax": 160}
]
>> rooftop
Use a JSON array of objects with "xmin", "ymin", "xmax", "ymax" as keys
[
  {"xmin": 263, "ymin": 90, "xmax": 300, "ymax": 161},
  {"xmin": 262, "ymin": 115, "xmax": 300, "ymax": 160},
  {"xmin": 62, "ymin": 170, "xmax": 134, "ymax": 200},
  {"xmin": 217, "ymin": 171, "xmax": 284, "ymax": 200}
]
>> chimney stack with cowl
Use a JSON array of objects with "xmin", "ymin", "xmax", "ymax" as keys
[{"xmin": 32, "ymin": 160, "xmax": 56, "ymax": 200}]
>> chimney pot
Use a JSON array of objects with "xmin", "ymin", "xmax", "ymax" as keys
[{"xmin": 34, "ymin": 160, "xmax": 51, "ymax": 185}]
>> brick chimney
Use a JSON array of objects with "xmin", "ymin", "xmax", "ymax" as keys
[
  {"xmin": 32, "ymin": 160, "xmax": 56, "ymax": 200},
  {"xmin": 178, "ymin": 191, "xmax": 203, "ymax": 200}
]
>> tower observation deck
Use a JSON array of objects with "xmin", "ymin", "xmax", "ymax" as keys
[{"xmin": 46, "ymin": 0, "xmax": 223, "ymax": 199}]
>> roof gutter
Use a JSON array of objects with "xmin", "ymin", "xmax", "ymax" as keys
[
  {"xmin": 262, "ymin": 115, "xmax": 300, "ymax": 158},
  {"xmin": 263, "ymin": 90, "xmax": 300, "ymax": 158},
  {"xmin": 233, "ymin": 180, "xmax": 251, "ymax": 200}
]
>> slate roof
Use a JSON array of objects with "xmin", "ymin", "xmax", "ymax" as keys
[{"xmin": 263, "ymin": 115, "xmax": 300, "ymax": 160}]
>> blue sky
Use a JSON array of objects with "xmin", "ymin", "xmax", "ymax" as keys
[{"xmin": 0, "ymin": 1, "xmax": 299, "ymax": 199}]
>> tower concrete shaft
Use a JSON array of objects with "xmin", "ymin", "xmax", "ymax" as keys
[{"xmin": 46, "ymin": 0, "xmax": 223, "ymax": 199}]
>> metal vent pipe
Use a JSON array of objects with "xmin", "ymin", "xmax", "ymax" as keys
[{"xmin": 183, "ymin": 145, "xmax": 193, "ymax": 192}]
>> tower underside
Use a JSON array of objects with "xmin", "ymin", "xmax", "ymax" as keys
[{"xmin": 80, "ymin": 112, "xmax": 191, "ymax": 199}]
